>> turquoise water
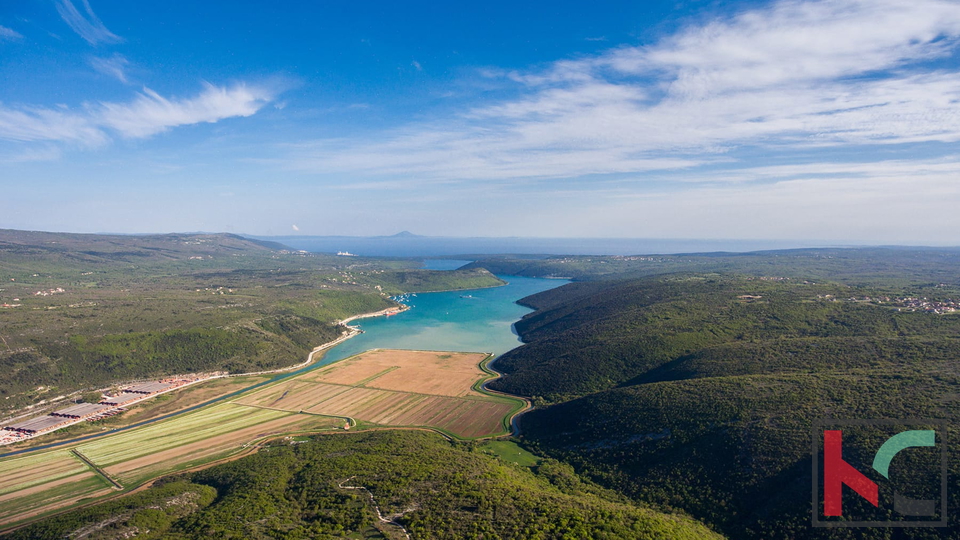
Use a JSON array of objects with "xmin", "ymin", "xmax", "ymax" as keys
[
  {"xmin": 0, "ymin": 273, "xmax": 566, "ymax": 458},
  {"xmin": 314, "ymin": 275, "xmax": 566, "ymax": 366}
]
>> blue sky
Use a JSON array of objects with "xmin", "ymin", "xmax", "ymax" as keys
[{"xmin": 2, "ymin": 0, "xmax": 960, "ymax": 243}]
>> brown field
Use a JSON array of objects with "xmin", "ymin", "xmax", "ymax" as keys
[
  {"xmin": 233, "ymin": 349, "xmax": 522, "ymax": 439},
  {"xmin": 303, "ymin": 349, "xmax": 492, "ymax": 397}
]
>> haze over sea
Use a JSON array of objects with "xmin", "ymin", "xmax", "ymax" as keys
[{"xmin": 257, "ymin": 234, "xmax": 836, "ymax": 258}]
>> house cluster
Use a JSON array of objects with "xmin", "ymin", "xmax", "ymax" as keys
[
  {"xmin": 887, "ymin": 297, "xmax": 960, "ymax": 314},
  {"xmin": 611, "ymin": 256, "xmax": 664, "ymax": 262},
  {"xmin": 845, "ymin": 295, "xmax": 960, "ymax": 314},
  {"xmin": 33, "ymin": 287, "xmax": 65, "ymax": 297}
]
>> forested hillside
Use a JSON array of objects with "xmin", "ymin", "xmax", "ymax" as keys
[
  {"xmin": 0, "ymin": 230, "xmax": 503, "ymax": 413},
  {"xmin": 3, "ymin": 431, "xmax": 723, "ymax": 540},
  {"xmin": 492, "ymin": 275, "xmax": 960, "ymax": 538},
  {"xmin": 467, "ymin": 247, "xmax": 960, "ymax": 285}
]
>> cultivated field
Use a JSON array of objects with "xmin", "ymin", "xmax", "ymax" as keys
[
  {"xmin": 234, "ymin": 349, "xmax": 524, "ymax": 438},
  {"xmin": 0, "ymin": 449, "xmax": 113, "ymax": 524},
  {"xmin": 301, "ymin": 349, "xmax": 492, "ymax": 397},
  {"xmin": 0, "ymin": 403, "xmax": 339, "ymax": 528},
  {"xmin": 77, "ymin": 403, "xmax": 338, "ymax": 486},
  {"xmin": 0, "ymin": 348, "xmax": 524, "ymax": 529}
]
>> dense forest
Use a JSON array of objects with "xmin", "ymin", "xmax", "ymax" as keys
[
  {"xmin": 2, "ymin": 431, "xmax": 722, "ymax": 540},
  {"xmin": 491, "ymin": 274, "xmax": 960, "ymax": 538}
]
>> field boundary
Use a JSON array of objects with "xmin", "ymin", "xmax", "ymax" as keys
[{"xmin": 71, "ymin": 449, "xmax": 122, "ymax": 490}]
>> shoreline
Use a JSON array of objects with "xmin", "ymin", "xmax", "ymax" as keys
[
  {"xmin": 229, "ymin": 304, "xmax": 412, "ymax": 378},
  {"xmin": 0, "ymin": 304, "xmax": 410, "ymax": 448}
]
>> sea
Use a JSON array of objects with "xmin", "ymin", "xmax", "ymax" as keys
[{"xmin": 254, "ymin": 234, "xmax": 831, "ymax": 257}]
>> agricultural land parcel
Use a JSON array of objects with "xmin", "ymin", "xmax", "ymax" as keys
[
  {"xmin": 234, "ymin": 349, "xmax": 525, "ymax": 439},
  {"xmin": 0, "ymin": 403, "xmax": 339, "ymax": 527},
  {"xmin": 0, "ymin": 349, "xmax": 524, "ymax": 528}
]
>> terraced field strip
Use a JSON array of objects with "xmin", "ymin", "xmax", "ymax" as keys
[
  {"xmin": 76, "ymin": 403, "xmax": 338, "ymax": 486},
  {"xmin": 231, "ymin": 349, "xmax": 527, "ymax": 439},
  {"xmin": 235, "ymin": 380, "xmax": 352, "ymax": 411},
  {"xmin": 439, "ymin": 400, "xmax": 516, "ymax": 438},
  {"xmin": 0, "ymin": 449, "xmax": 114, "ymax": 524}
]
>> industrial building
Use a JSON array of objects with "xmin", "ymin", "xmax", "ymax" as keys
[
  {"xmin": 51, "ymin": 403, "xmax": 113, "ymax": 419},
  {"xmin": 4, "ymin": 415, "xmax": 73, "ymax": 434},
  {"xmin": 126, "ymin": 381, "xmax": 174, "ymax": 394}
]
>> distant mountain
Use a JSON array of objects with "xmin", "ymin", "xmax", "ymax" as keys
[{"xmin": 386, "ymin": 230, "xmax": 421, "ymax": 238}]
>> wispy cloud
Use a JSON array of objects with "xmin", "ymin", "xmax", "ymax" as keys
[
  {"xmin": 282, "ymin": 0, "xmax": 960, "ymax": 184},
  {"xmin": 89, "ymin": 54, "xmax": 130, "ymax": 83},
  {"xmin": 0, "ymin": 25, "xmax": 23, "ymax": 41},
  {"xmin": 0, "ymin": 83, "xmax": 273, "ymax": 145},
  {"xmin": 56, "ymin": 0, "xmax": 122, "ymax": 45},
  {"xmin": 0, "ymin": 145, "xmax": 62, "ymax": 164},
  {"xmin": 100, "ymin": 83, "xmax": 273, "ymax": 138},
  {"xmin": 0, "ymin": 105, "xmax": 109, "ymax": 146}
]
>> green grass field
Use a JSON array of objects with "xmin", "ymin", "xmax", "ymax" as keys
[
  {"xmin": 0, "ymin": 402, "xmax": 341, "ymax": 529},
  {"xmin": 0, "ymin": 449, "xmax": 114, "ymax": 524},
  {"xmin": 479, "ymin": 440, "xmax": 540, "ymax": 467}
]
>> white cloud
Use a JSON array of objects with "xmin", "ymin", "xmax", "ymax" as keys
[
  {"xmin": 0, "ymin": 25, "xmax": 23, "ymax": 41},
  {"xmin": 99, "ymin": 83, "xmax": 272, "ymax": 138},
  {"xmin": 90, "ymin": 54, "xmax": 130, "ymax": 83},
  {"xmin": 0, "ymin": 83, "xmax": 273, "ymax": 145},
  {"xmin": 56, "ymin": 0, "xmax": 122, "ymax": 45},
  {"xmin": 0, "ymin": 105, "xmax": 109, "ymax": 146},
  {"xmin": 411, "ymin": 60, "xmax": 423, "ymax": 71},
  {"xmin": 283, "ymin": 0, "xmax": 960, "ymax": 183}
]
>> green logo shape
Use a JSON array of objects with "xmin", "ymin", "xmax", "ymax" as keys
[{"xmin": 872, "ymin": 430, "xmax": 935, "ymax": 479}]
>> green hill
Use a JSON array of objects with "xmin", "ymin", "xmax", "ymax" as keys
[
  {"xmin": 3, "ymin": 431, "xmax": 723, "ymax": 540},
  {"xmin": 0, "ymin": 230, "xmax": 502, "ymax": 413},
  {"xmin": 491, "ymin": 275, "xmax": 960, "ymax": 538},
  {"xmin": 467, "ymin": 247, "xmax": 960, "ymax": 285}
]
